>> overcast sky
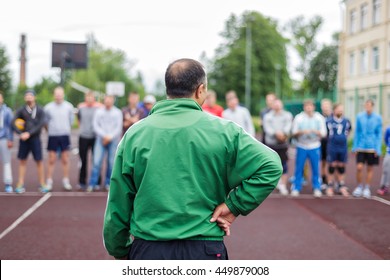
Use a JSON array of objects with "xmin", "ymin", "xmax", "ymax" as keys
[{"xmin": 1, "ymin": 0, "xmax": 343, "ymax": 92}]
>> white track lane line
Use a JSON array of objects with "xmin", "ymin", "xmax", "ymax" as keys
[
  {"xmin": 270, "ymin": 193, "xmax": 390, "ymax": 205},
  {"xmin": 370, "ymin": 196, "xmax": 390, "ymax": 206},
  {"xmin": 0, "ymin": 193, "xmax": 52, "ymax": 240}
]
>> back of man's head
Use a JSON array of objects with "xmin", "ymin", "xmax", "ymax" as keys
[{"xmin": 165, "ymin": 58, "xmax": 206, "ymax": 98}]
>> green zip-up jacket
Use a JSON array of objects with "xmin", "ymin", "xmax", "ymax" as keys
[{"xmin": 103, "ymin": 98, "xmax": 282, "ymax": 258}]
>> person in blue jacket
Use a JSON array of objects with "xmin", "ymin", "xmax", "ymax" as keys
[
  {"xmin": 377, "ymin": 125, "xmax": 390, "ymax": 196},
  {"xmin": 352, "ymin": 99, "xmax": 382, "ymax": 198},
  {"xmin": 0, "ymin": 92, "xmax": 14, "ymax": 192}
]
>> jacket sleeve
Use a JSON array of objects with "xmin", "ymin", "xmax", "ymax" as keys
[
  {"xmin": 109, "ymin": 110, "xmax": 123, "ymax": 139},
  {"xmin": 318, "ymin": 114, "xmax": 327, "ymax": 138},
  {"xmin": 12, "ymin": 108, "xmax": 23, "ymax": 135},
  {"xmin": 93, "ymin": 110, "xmax": 106, "ymax": 138},
  {"xmin": 375, "ymin": 116, "xmax": 383, "ymax": 155},
  {"xmin": 244, "ymin": 109, "xmax": 255, "ymax": 137},
  {"xmin": 27, "ymin": 109, "xmax": 46, "ymax": 136},
  {"xmin": 352, "ymin": 116, "xmax": 361, "ymax": 152},
  {"xmin": 262, "ymin": 113, "xmax": 275, "ymax": 136},
  {"xmin": 225, "ymin": 128, "xmax": 282, "ymax": 216},
  {"xmin": 5, "ymin": 108, "xmax": 14, "ymax": 141},
  {"xmin": 284, "ymin": 113, "xmax": 293, "ymax": 136},
  {"xmin": 103, "ymin": 139, "xmax": 136, "ymax": 259},
  {"xmin": 291, "ymin": 114, "xmax": 300, "ymax": 136},
  {"xmin": 69, "ymin": 103, "xmax": 75, "ymax": 128},
  {"xmin": 385, "ymin": 128, "xmax": 390, "ymax": 147}
]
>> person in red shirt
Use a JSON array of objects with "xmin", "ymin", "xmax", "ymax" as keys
[{"xmin": 202, "ymin": 90, "xmax": 223, "ymax": 117}]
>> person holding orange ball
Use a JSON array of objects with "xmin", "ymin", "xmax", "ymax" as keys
[{"xmin": 12, "ymin": 89, "xmax": 49, "ymax": 193}]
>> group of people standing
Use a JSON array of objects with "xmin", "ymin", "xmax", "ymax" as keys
[
  {"xmin": 202, "ymin": 91, "xmax": 389, "ymax": 198},
  {"xmin": 1, "ymin": 84, "xmax": 389, "ymax": 197},
  {"xmin": 0, "ymin": 87, "xmax": 156, "ymax": 193}
]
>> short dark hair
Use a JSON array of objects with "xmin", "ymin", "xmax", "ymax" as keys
[
  {"xmin": 333, "ymin": 103, "xmax": 342, "ymax": 111},
  {"xmin": 303, "ymin": 98, "xmax": 315, "ymax": 106},
  {"xmin": 165, "ymin": 58, "xmax": 206, "ymax": 98},
  {"xmin": 365, "ymin": 99, "xmax": 375, "ymax": 106}
]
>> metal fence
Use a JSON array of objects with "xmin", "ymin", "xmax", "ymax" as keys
[
  {"xmin": 338, "ymin": 84, "xmax": 390, "ymax": 128},
  {"xmin": 281, "ymin": 85, "xmax": 389, "ymax": 129},
  {"xmin": 283, "ymin": 89, "xmax": 337, "ymax": 117}
]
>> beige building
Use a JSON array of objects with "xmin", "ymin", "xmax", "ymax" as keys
[{"xmin": 339, "ymin": 0, "xmax": 390, "ymax": 127}]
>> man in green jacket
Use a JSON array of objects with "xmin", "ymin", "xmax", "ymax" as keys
[{"xmin": 103, "ymin": 58, "xmax": 282, "ymax": 260}]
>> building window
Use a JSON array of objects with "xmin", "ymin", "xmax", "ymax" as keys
[
  {"xmin": 361, "ymin": 4, "xmax": 368, "ymax": 30},
  {"xmin": 350, "ymin": 9, "xmax": 357, "ymax": 34},
  {"xmin": 349, "ymin": 52, "xmax": 355, "ymax": 75},
  {"xmin": 372, "ymin": 46, "xmax": 379, "ymax": 71},
  {"xmin": 373, "ymin": 0, "xmax": 381, "ymax": 25},
  {"xmin": 360, "ymin": 49, "xmax": 368, "ymax": 74}
]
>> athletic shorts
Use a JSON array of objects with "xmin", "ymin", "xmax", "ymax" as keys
[
  {"xmin": 18, "ymin": 136, "xmax": 42, "ymax": 161},
  {"xmin": 267, "ymin": 146, "xmax": 288, "ymax": 174},
  {"xmin": 47, "ymin": 135, "xmax": 70, "ymax": 152},
  {"xmin": 321, "ymin": 138, "xmax": 328, "ymax": 161},
  {"xmin": 356, "ymin": 152, "xmax": 379, "ymax": 166},
  {"xmin": 327, "ymin": 149, "xmax": 348, "ymax": 163}
]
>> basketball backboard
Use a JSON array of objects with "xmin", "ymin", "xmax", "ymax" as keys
[{"xmin": 51, "ymin": 42, "xmax": 88, "ymax": 69}]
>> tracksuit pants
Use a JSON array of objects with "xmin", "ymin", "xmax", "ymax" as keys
[{"xmin": 293, "ymin": 146, "xmax": 321, "ymax": 191}]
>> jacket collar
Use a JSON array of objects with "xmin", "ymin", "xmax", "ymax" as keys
[{"xmin": 150, "ymin": 98, "xmax": 203, "ymax": 115}]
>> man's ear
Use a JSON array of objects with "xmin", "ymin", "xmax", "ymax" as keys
[{"xmin": 195, "ymin": 83, "xmax": 206, "ymax": 99}]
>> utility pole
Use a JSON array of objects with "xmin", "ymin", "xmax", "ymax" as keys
[
  {"xmin": 275, "ymin": 64, "xmax": 281, "ymax": 97},
  {"xmin": 19, "ymin": 34, "xmax": 26, "ymax": 86},
  {"xmin": 245, "ymin": 19, "xmax": 252, "ymax": 111}
]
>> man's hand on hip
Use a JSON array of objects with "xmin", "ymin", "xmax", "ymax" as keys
[{"xmin": 210, "ymin": 203, "xmax": 236, "ymax": 236}]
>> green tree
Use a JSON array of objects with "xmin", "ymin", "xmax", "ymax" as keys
[
  {"xmin": 34, "ymin": 77, "xmax": 58, "ymax": 105},
  {"xmin": 0, "ymin": 44, "xmax": 13, "ymax": 102},
  {"xmin": 209, "ymin": 11, "xmax": 291, "ymax": 114},
  {"xmin": 284, "ymin": 15, "xmax": 323, "ymax": 92},
  {"xmin": 307, "ymin": 44, "xmax": 338, "ymax": 94}
]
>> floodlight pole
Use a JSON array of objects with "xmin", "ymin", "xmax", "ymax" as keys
[
  {"xmin": 275, "ymin": 64, "xmax": 281, "ymax": 97},
  {"xmin": 245, "ymin": 19, "xmax": 252, "ymax": 111},
  {"xmin": 60, "ymin": 51, "xmax": 66, "ymax": 86},
  {"xmin": 60, "ymin": 51, "xmax": 71, "ymax": 86}
]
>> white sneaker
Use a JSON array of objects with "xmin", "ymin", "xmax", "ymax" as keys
[
  {"xmin": 46, "ymin": 178, "xmax": 53, "ymax": 191},
  {"xmin": 352, "ymin": 185, "xmax": 363, "ymax": 197},
  {"xmin": 86, "ymin": 185, "xmax": 94, "ymax": 192},
  {"xmin": 291, "ymin": 189, "xmax": 300, "ymax": 197},
  {"xmin": 278, "ymin": 184, "xmax": 289, "ymax": 196},
  {"xmin": 313, "ymin": 189, "xmax": 322, "ymax": 198},
  {"xmin": 62, "ymin": 178, "xmax": 72, "ymax": 191},
  {"xmin": 362, "ymin": 186, "xmax": 371, "ymax": 198}
]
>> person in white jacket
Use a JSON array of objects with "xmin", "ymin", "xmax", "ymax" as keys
[
  {"xmin": 291, "ymin": 99, "xmax": 327, "ymax": 197},
  {"xmin": 263, "ymin": 99, "xmax": 293, "ymax": 195},
  {"xmin": 87, "ymin": 94, "xmax": 123, "ymax": 192},
  {"xmin": 222, "ymin": 91, "xmax": 255, "ymax": 137}
]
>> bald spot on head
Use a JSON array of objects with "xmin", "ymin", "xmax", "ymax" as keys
[{"xmin": 165, "ymin": 58, "xmax": 206, "ymax": 98}]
